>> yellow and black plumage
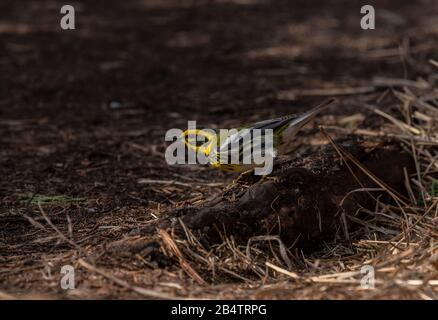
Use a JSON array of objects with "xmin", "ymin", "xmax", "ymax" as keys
[{"xmin": 182, "ymin": 98, "xmax": 336, "ymax": 172}]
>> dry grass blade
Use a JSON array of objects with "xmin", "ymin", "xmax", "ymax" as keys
[
  {"xmin": 246, "ymin": 236, "xmax": 293, "ymax": 269},
  {"xmin": 371, "ymin": 107, "xmax": 422, "ymax": 135},
  {"xmin": 0, "ymin": 290, "xmax": 17, "ymax": 300},
  {"xmin": 429, "ymin": 59, "xmax": 438, "ymax": 68},
  {"xmin": 265, "ymin": 262, "xmax": 300, "ymax": 279},
  {"xmin": 320, "ymin": 128, "xmax": 409, "ymax": 206},
  {"xmin": 20, "ymin": 212, "xmax": 47, "ymax": 230},
  {"xmin": 159, "ymin": 229, "xmax": 206, "ymax": 285},
  {"xmin": 38, "ymin": 203, "xmax": 79, "ymax": 249},
  {"xmin": 277, "ymin": 86, "xmax": 375, "ymax": 100},
  {"xmin": 393, "ymin": 91, "xmax": 438, "ymax": 115},
  {"xmin": 78, "ymin": 259, "xmax": 183, "ymax": 300},
  {"xmin": 138, "ymin": 179, "xmax": 223, "ymax": 187},
  {"xmin": 372, "ymin": 77, "xmax": 430, "ymax": 89}
]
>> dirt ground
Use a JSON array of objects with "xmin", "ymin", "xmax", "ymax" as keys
[{"xmin": 1, "ymin": 0, "xmax": 437, "ymax": 299}]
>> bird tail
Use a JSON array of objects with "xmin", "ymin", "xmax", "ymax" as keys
[{"xmin": 282, "ymin": 98, "xmax": 337, "ymax": 141}]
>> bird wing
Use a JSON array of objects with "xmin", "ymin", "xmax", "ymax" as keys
[
  {"xmin": 243, "ymin": 115, "xmax": 294, "ymax": 131},
  {"xmin": 280, "ymin": 98, "xmax": 335, "ymax": 141},
  {"xmin": 212, "ymin": 98, "xmax": 336, "ymax": 161},
  {"xmin": 215, "ymin": 113, "xmax": 303, "ymax": 157}
]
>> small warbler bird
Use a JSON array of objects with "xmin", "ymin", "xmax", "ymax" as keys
[{"xmin": 182, "ymin": 98, "xmax": 336, "ymax": 173}]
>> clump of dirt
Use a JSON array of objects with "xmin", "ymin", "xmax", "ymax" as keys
[{"xmin": 166, "ymin": 137, "xmax": 414, "ymax": 249}]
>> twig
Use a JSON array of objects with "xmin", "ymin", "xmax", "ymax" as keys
[
  {"xmin": 137, "ymin": 179, "xmax": 223, "ymax": 187},
  {"xmin": 78, "ymin": 259, "xmax": 183, "ymax": 300},
  {"xmin": 159, "ymin": 229, "xmax": 206, "ymax": 285},
  {"xmin": 38, "ymin": 204, "xmax": 79, "ymax": 249},
  {"xmin": 246, "ymin": 235, "xmax": 293, "ymax": 269},
  {"xmin": 265, "ymin": 261, "xmax": 299, "ymax": 279},
  {"xmin": 372, "ymin": 77, "xmax": 430, "ymax": 90},
  {"xmin": 429, "ymin": 59, "xmax": 438, "ymax": 68},
  {"xmin": 0, "ymin": 290, "xmax": 17, "ymax": 299},
  {"xmin": 277, "ymin": 86, "xmax": 375, "ymax": 100}
]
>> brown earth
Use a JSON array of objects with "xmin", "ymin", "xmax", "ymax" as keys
[{"xmin": 0, "ymin": 0, "xmax": 437, "ymax": 299}]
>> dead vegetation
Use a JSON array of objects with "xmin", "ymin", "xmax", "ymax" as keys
[
  {"xmin": 0, "ymin": 0, "xmax": 437, "ymax": 299},
  {"xmin": 145, "ymin": 83, "xmax": 438, "ymax": 299}
]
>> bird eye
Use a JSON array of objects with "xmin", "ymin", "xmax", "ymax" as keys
[
  {"xmin": 195, "ymin": 140, "xmax": 206, "ymax": 147},
  {"xmin": 194, "ymin": 139, "xmax": 208, "ymax": 147},
  {"xmin": 186, "ymin": 136, "xmax": 207, "ymax": 147}
]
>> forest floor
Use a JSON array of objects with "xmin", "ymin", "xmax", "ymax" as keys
[{"xmin": 0, "ymin": 0, "xmax": 437, "ymax": 299}]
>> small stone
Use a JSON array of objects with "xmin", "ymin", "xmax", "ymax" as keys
[{"xmin": 109, "ymin": 101, "xmax": 122, "ymax": 109}]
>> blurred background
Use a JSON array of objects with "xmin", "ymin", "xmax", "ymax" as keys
[{"xmin": 0, "ymin": 0, "xmax": 437, "ymax": 299}]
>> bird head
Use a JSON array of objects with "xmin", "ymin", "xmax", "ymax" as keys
[{"xmin": 181, "ymin": 128, "xmax": 217, "ymax": 156}]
